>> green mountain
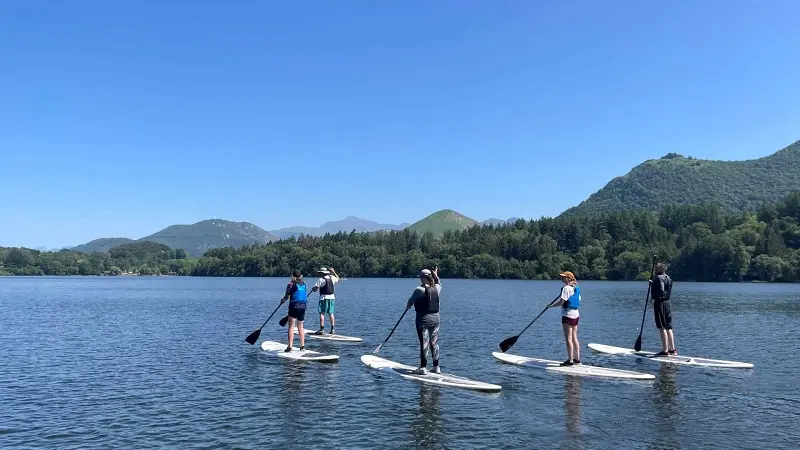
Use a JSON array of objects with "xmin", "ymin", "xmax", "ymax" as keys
[
  {"xmin": 406, "ymin": 209, "xmax": 479, "ymax": 236},
  {"xmin": 72, "ymin": 237, "xmax": 135, "ymax": 253},
  {"xmin": 72, "ymin": 219, "xmax": 277, "ymax": 258},
  {"xmin": 139, "ymin": 219, "xmax": 277, "ymax": 257},
  {"xmin": 562, "ymin": 140, "xmax": 800, "ymax": 216}
]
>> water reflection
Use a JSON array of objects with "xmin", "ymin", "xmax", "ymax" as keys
[
  {"xmin": 276, "ymin": 361, "xmax": 307, "ymax": 444},
  {"xmin": 410, "ymin": 386, "xmax": 444, "ymax": 449},
  {"xmin": 564, "ymin": 376, "xmax": 582, "ymax": 434},
  {"xmin": 650, "ymin": 364, "xmax": 681, "ymax": 449}
]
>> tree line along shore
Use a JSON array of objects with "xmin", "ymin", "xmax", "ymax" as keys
[{"xmin": 2, "ymin": 192, "xmax": 800, "ymax": 283}]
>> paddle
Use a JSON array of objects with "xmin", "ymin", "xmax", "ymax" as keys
[
  {"xmin": 373, "ymin": 307, "xmax": 410, "ymax": 353},
  {"xmin": 499, "ymin": 295, "xmax": 561, "ymax": 352},
  {"xmin": 244, "ymin": 301, "xmax": 284, "ymax": 345},
  {"xmin": 633, "ymin": 255, "xmax": 658, "ymax": 352}
]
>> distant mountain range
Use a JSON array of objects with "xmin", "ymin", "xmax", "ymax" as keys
[
  {"xmin": 481, "ymin": 217, "xmax": 520, "ymax": 226},
  {"xmin": 48, "ymin": 139, "xmax": 800, "ymax": 257},
  {"xmin": 68, "ymin": 214, "xmax": 522, "ymax": 257},
  {"xmin": 269, "ymin": 216, "xmax": 409, "ymax": 240},
  {"xmin": 563, "ymin": 139, "xmax": 800, "ymax": 216}
]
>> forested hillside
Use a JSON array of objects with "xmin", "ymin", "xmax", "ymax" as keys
[
  {"xmin": 563, "ymin": 140, "xmax": 800, "ymax": 216},
  {"xmin": 1, "ymin": 241, "xmax": 195, "ymax": 276}
]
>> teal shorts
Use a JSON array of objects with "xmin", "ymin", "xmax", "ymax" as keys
[{"xmin": 318, "ymin": 299, "xmax": 335, "ymax": 315}]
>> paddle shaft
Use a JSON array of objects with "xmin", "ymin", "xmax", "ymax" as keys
[
  {"xmin": 259, "ymin": 301, "xmax": 284, "ymax": 330},
  {"xmin": 635, "ymin": 256, "xmax": 658, "ymax": 348},
  {"xmin": 517, "ymin": 295, "xmax": 561, "ymax": 337},
  {"xmin": 375, "ymin": 307, "xmax": 410, "ymax": 352}
]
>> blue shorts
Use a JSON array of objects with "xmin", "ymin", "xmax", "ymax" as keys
[{"xmin": 318, "ymin": 299, "xmax": 335, "ymax": 315}]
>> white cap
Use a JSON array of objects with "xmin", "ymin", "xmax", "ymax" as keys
[
  {"xmin": 420, "ymin": 269, "xmax": 432, "ymax": 277},
  {"xmin": 317, "ymin": 267, "xmax": 331, "ymax": 275}
]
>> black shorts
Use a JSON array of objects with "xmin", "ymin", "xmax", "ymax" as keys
[
  {"xmin": 288, "ymin": 306, "xmax": 306, "ymax": 322},
  {"xmin": 654, "ymin": 300, "xmax": 672, "ymax": 330}
]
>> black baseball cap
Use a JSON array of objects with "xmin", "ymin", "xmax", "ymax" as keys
[{"xmin": 292, "ymin": 269, "xmax": 302, "ymax": 277}]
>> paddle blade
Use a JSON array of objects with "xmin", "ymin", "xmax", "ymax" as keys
[
  {"xmin": 499, "ymin": 336, "xmax": 519, "ymax": 353},
  {"xmin": 373, "ymin": 344, "xmax": 383, "ymax": 354},
  {"xmin": 279, "ymin": 316, "xmax": 289, "ymax": 327},
  {"xmin": 633, "ymin": 335, "xmax": 643, "ymax": 352},
  {"xmin": 245, "ymin": 328, "xmax": 261, "ymax": 345}
]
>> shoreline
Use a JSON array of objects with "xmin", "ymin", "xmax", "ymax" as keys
[{"xmin": 1, "ymin": 273, "xmax": 797, "ymax": 284}]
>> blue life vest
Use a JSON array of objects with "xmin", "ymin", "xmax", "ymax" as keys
[
  {"xmin": 290, "ymin": 282, "xmax": 307, "ymax": 308},
  {"xmin": 563, "ymin": 286, "xmax": 580, "ymax": 309}
]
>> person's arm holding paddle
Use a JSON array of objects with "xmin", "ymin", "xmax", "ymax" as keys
[
  {"xmin": 328, "ymin": 266, "xmax": 339, "ymax": 281},
  {"xmin": 548, "ymin": 293, "xmax": 563, "ymax": 308},
  {"xmin": 280, "ymin": 282, "xmax": 293, "ymax": 304},
  {"xmin": 548, "ymin": 283, "xmax": 568, "ymax": 308}
]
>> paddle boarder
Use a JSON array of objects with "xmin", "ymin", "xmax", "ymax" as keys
[
  {"xmin": 405, "ymin": 266, "xmax": 442, "ymax": 375},
  {"xmin": 549, "ymin": 271, "xmax": 581, "ymax": 366},
  {"xmin": 310, "ymin": 267, "xmax": 339, "ymax": 335},
  {"xmin": 280, "ymin": 269, "xmax": 308, "ymax": 352},
  {"xmin": 650, "ymin": 262, "xmax": 676, "ymax": 356}
]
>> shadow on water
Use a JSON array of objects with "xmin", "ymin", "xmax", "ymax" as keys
[{"xmin": 409, "ymin": 385, "xmax": 444, "ymax": 450}]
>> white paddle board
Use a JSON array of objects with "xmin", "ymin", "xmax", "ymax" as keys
[
  {"xmin": 260, "ymin": 341, "xmax": 339, "ymax": 362},
  {"xmin": 360, "ymin": 355, "xmax": 502, "ymax": 392},
  {"xmin": 292, "ymin": 328, "xmax": 363, "ymax": 342},
  {"xmin": 588, "ymin": 343, "xmax": 754, "ymax": 369},
  {"xmin": 492, "ymin": 352, "xmax": 655, "ymax": 380}
]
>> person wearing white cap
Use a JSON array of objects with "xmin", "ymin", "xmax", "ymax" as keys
[
  {"xmin": 310, "ymin": 266, "xmax": 339, "ymax": 334},
  {"xmin": 405, "ymin": 265, "xmax": 442, "ymax": 374}
]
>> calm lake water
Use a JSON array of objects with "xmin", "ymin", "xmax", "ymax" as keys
[{"xmin": 1, "ymin": 277, "xmax": 799, "ymax": 449}]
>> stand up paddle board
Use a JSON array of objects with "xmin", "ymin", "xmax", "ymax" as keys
[
  {"xmin": 292, "ymin": 328, "xmax": 363, "ymax": 342},
  {"xmin": 492, "ymin": 352, "xmax": 655, "ymax": 380},
  {"xmin": 588, "ymin": 343, "xmax": 754, "ymax": 369},
  {"xmin": 360, "ymin": 355, "xmax": 502, "ymax": 392},
  {"xmin": 260, "ymin": 341, "xmax": 339, "ymax": 362}
]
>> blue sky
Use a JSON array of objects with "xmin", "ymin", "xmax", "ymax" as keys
[{"xmin": 2, "ymin": 1, "xmax": 799, "ymax": 248}]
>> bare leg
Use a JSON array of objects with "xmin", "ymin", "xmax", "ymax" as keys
[
  {"xmin": 562, "ymin": 323, "xmax": 573, "ymax": 361},
  {"xmin": 667, "ymin": 330, "xmax": 675, "ymax": 352},
  {"xmin": 319, "ymin": 313, "xmax": 325, "ymax": 330},
  {"xmin": 298, "ymin": 320, "xmax": 305, "ymax": 347},
  {"xmin": 287, "ymin": 317, "xmax": 295, "ymax": 349},
  {"xmin": 571, "ymin": 325, "xmax": 580, "ymax": 362},
  {"xmin": 329, "ymin": 313, "xmax": 335, "ymax": 330},
  {"xmin": 659, "ymin": 329, "xmax": 669, "ymax": 352}
]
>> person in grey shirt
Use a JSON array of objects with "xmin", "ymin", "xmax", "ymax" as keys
[{"xmin": 405, "ymin": 266, "xmax": 442, "ymax": 375}]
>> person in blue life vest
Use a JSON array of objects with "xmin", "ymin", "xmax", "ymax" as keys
[
  {"xmin": 405, "ymin": 265, "xmax": 442, "ymax": 375},
  {"xmin": 310, "ymin": 266, "xmax": 339, "ymax": 335},
  {"xmin": 549, "ymin": 271, "xmax": 581, "ymax": 366},
  {"xmin": 280, "ymin": 269, "xmax": 308, "ymax": 352},
  {"xmin": 650, "ymin": 262, "xmax": 677, "ymax": 356}
]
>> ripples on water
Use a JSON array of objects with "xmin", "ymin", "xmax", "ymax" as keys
[{"xmin": 1, "ymin": 277, "xmax": 798, "ymax": 449}]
